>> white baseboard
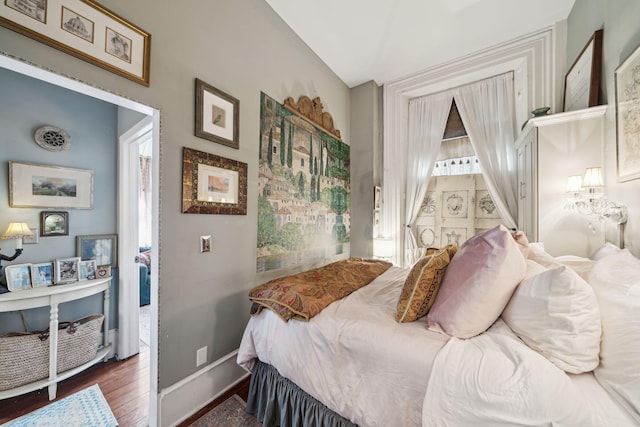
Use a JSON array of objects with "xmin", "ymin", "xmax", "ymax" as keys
[{"xmin": 159, "ymin": 349, "xmax": 249, "ymax": 427}]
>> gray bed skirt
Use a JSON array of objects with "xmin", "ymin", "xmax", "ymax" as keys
[{"xmin": 247, "ymin": 360, "xmax": 359, "ymax": 427}]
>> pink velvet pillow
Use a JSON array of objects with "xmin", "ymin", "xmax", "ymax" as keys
[{"xmin": 427, "ymin": 225, "xmax": 527, "ymax": 338}]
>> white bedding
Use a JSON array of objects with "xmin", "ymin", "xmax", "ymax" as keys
[
  {"xmin": 237, "ymin": 266, "xmax": 449, "ymax": 427},
  {"xmin": 424, "ymin": 319, "xmax": 637, "ymax": 426}
]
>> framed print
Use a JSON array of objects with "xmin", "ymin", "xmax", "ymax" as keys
[
  {"xmin": 195, "ymin": 78, "xmax": 240, "ymax": 149},
  {"xmin": 54, "ymin": 257, "xmax": 81, "ymax": 284},
  {"xmin": 10, "ymin": 162, "xmax": 93, "ymax": 209},
  {"xmin": 615, "ymin": 43, "xmax": 640, "ymax": 182},
  {"xmin": 5, "ymin": 263, "xmax": 32, "ymax": 291},
  {"xmin": 79, "ymin": 259, "xmax": 97, "ymax": 280},
  {"xmin": 40, "ymin": 211, "xmax": 69, "ymax": 236},
  {"xmin": 563, "ymin": 29, "xmax": 603, "ymax": 112},
  {"xmin": 182, "ymin": 147, "xmax": 248, "ymax": 215},
  {"xmin": 0, "ymin": 0, "xmax": 151, "ymax": 85},
  {"xmin": 31, "ymin": 262, "xmax": 53, "ymax": 287},
  {"xmin": 77, "ymin": 234, "xmax": 118, "ymax": 267}
]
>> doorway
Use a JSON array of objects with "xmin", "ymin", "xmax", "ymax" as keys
[{"xmin": 0, "ymin": 53, "xmax": 160, "ymax": 426}]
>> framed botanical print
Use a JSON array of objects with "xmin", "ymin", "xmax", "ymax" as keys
[
  {"xmin": 615, "ymin": 42, "xmax": 640, "ymax": 182},
  {"xmin": 195, "ymin": 78, "xmax": 239, "ymax": 149}
]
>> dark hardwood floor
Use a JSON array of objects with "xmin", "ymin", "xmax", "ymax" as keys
[{"xmin": 0, "ymin": 341, "xmax": 251, "ymax": 426}]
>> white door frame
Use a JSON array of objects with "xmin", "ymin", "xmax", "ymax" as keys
[{"xmin": 0, "ymin": 53, "xmax": 161, "ymax": 427}]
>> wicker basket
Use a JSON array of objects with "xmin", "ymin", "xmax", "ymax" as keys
[{"xmin": 0, "ymin": 314, "xmax": 104, "ymax": 391}]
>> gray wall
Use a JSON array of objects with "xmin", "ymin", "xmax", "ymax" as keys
[
  {"xmin": 0, "ymin": 67, "xmax": 118, "ymax": 331},
  {"xmin": 566, "ymin": 0, "xmax": 640, "ymax": 256},
  {"xmin": 0, "ymin": 0, "xmax": 350, "ymax": 389}
]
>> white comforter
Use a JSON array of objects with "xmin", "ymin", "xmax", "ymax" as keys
[{"xmin": 237, "ymin": 266, "xmax": 449, "ymax": 427}]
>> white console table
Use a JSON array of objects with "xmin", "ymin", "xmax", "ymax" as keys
[{"xmin": 0, "ymin": 277, "xmax": 112, "ymax": 400}]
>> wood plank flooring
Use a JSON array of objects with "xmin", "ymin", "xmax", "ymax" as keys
[{"xmin": 0, "ymin": 343, "xmax": 151, "ymax": 426}]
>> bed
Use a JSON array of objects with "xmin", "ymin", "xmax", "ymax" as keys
[{"xmin": 237, "ymin": 225, "xmax": 640, "ymax": 427}]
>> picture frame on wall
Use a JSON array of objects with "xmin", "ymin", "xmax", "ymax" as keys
[
  {"xmin": 615, "ymin": 42, "xmax": 640, "ymax": 182},
  {"xmin": 182, "ymin": 147, "xmax": 248, "ymax": 215},
  {"xmin": 5, "ymin": 263, "xmax": 32, "ymax": 291},
  {"xmin": 31, "ymin": 262, "xmax": 53, "ymax": 287},
  {"xmin": 77, "ymin": 234, "xmax": 118, "ymax": 268},
  {"xmin": 563, "ymin": 29, "xmax": 603, "ymax": 112},
  {"xmin": 195, "ymin": 78, "xmax": 240, "ymax": 149},
  {"xmin": 40, "ymin": 211, "xmax": 69, "ymax": 236},
  {"xmin": 0, "ymin": 0, "xmax": 151, "ymax": 85},
  {"xmin": 10, "ymin": 162, "xmax": 93, "ymax": 209},
  {"xmin": 54, "ymin": 257, "xmax": 81, "ymax": 284}
]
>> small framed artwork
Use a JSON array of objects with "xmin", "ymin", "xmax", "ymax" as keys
[
  {"xmin": 200, "ymin": 235, "xmax": 212, "ymax": 253},
  {"xmin": 5, "ymin": 263, "xmax": 32, "ymax": 291},
  {"xmin": 182, "ymin": 147, "xmax": 248, "ymax": 215},
  {"xmin": 374, "ymin": 186, "xmax": 381, "ymax": 211},
  {"xmin": 54, "ymin": 257, "xmax": 81, "ymax": 284},
  {"xmin": 79, "ymin": 259, "xmax": 98, "ymax": 280},
  {"xmin": 615, "ymin": 42, "xmax": 640, "ymax": 182},
  {"xmin": 40, "ymin": 211, "xmax": 69, "ymax": 236},
  {"xmin": 195, "ymin": 78, "xmax": 240, "ymax": 149},
  {"xmin": 23, "ymin": 227, "xmax": 39, "ymax": 244},
  {"xmin": 31, "ymin": 262, "xmax": 53, "ymax": 287},
  {"xmin": 10, "ymin": 162, "xmax": 93, "ymax": 209},
  {"xmin": 96, "ymin": 265, "xmax": 111, "ymax": 278},
  {"xmin": 563, "ymin": 29, "xmax": 603, "ymax": 112},
  {"xmin": 0, "ymin": 0, "xmax": 151, "ymax": 86},
  {"xmin": 77, "ymin": 234, "xmax": 118, "ymax": 268}
]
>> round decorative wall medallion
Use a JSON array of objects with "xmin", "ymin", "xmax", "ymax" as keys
[{"xmin": 34, "ymin": 125, "xmax": 71, "ymax": 151}]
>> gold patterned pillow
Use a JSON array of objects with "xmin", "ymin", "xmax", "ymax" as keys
[{"xmin": 396, "ymin": 245, "xmax": 457, "ymax": 323}]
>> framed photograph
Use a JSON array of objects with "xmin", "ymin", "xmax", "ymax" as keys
[
  {"xmin": 9, "ymin": 162, "xmax": 93, "ymax": 209},
  {"xmin": 76, "ymin": 234, "xmax": 118, "ymax": 268},
  {"xmin": 374, "ymin": 186, "xmax": 381, "ymax": 211},
  {"xmin": 195, "ymin": 78, "xmax": 240, "ymax": 149},
  {"xmin": 23, "ymin": 227, "xmax": 39, "ymax": 244},
  {"xmin": 54, "ymin": 257, "xmax": 81, "ymax": 284},
  {"xmin": 96, "ymin": 265, "xmax": 111, "ymax": 278},
  {"xmin": 40, "ymin": 211, "xmax": 69, "ymax": 236},
  {"xmin": 615, "ymin": 43, "xmax": 640, "ymax": 182},
  {"xmin": 182, "ymin": 147, "xmax": 248, "ymax": 215},
  {"xmin": 31, "ymin": 262, "xmax": 53, "ymax": 287},
  {"xmin": 5, "ymin": 263, "xmax": 32, "ymax": 291},
  {"xmin": 563, "ymin": 29, "xmax": 603, "ymax": 112},
  {"xmin": 79, "ymin": 259, "xmax": 97, "ymax": 280},
  {"xmin": 0, "ymin": 0, "xmax": 151, "ymax": 86}
]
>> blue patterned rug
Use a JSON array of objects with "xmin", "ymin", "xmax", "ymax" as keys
[{"xmin": 2, "ymin": 384, "xmax": 117, "ymax": 427}]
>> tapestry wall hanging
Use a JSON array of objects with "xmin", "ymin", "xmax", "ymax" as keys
[{"xmin": 257, "ymin": 93, "xmax": 350, "ymax": 272}]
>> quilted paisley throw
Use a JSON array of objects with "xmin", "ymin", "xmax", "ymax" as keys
[{"xmin": 249, "ymin": 258, "xmax": 392, "ymax": 321}]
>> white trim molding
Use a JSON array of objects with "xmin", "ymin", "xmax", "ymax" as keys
[{"xmin": 382, "ymin": 25, "xmax": 563, "ymax": 265}]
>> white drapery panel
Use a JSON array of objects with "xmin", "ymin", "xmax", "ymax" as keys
[
  {"xmin": 405, "ymin": 92, "xmax": 453, "ymax": 266},
  {"xmin": 453, "ymin": 73, "xmax": 518, "ymax": 228}
]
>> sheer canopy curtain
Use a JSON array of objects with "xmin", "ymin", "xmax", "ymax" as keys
[
  {"xmin": 405, "ymin": 92, "xmax": 453, "ymax": 266},
  {"xmin": 453, "ymin": 73, "xmax": 518, "ymax": 229}
]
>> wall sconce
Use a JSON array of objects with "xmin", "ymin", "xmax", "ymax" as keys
[
  {"xmin": 0, "ymin": 222, "xmax": 34, "ymax": 271},
  {"xmin": 565, "ymin": 167, "xmax": 628, "ymax": 228},
  {"xmin": 373, "ymin": 237, "xmax": 393, "ymax": 261}
]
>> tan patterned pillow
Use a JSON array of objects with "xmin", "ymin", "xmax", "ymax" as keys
[{"xmin": 396, "ymin": 245, "xmax": 457, "ymax": 323}]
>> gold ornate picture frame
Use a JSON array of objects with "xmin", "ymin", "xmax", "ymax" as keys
[
  {"xmin": 182, "ymin": 147, "xmax": 247, "ymax": 215},
  {"xmin": 0, "ymin": 0, "xmax": 151, "ymax": 86}
]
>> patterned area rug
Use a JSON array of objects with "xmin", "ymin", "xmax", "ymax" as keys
[
  {"xmin": 189, "ymin": 395, "xmax": 261, "ymax": 427},
  {"xmin": 3, "ymin": 384, "xmax": 117, "ymax": 427}
]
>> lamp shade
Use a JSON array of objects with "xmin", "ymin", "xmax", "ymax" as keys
[
  {"xmin": 373, "ymin": 238, "xmax": 393, "ymax": 259},
  {"xmin": 566, "ymin": 175, "xmax": 583, "ymax": 192},
  {"xmin": 583, "ymin": 167, "xmax": 604, "ymax": 188},
  {"xmin": 2, "ymin": 222, "xmax": 33, "ymax": 239}
]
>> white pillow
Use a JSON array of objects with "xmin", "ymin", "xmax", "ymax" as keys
[
  {"xmin": 427, "ymin": 225, "xmax": 527, "ymax": 339},
  {"xmin": 589, "ymin": 250, "xmax": 640, "ymax": 422},
  {"xmin": 502, "ymin": 265, "xmax": 601, "ymax": 374},
  {"xmin": 590, "ymin": 242, "xmax": 623, "ymax": 261},
  {"xmin": 554, "ymin": 255, "xmax": 595, "ymax": 282}
]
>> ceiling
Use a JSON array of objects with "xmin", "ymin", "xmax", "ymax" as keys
[{"xmin": 265, "ymin": 0, "xmax": 576, "ymax": 88}]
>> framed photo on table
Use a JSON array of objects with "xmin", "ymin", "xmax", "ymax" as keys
[
  {"xmin": 182, "ymin": 147, "xmax": 247, "ymax": 215},
  {"xmin": 31, "ymin": 262, "xmax": 53, "ymax": 287},
  {"xmin": 76, "ymin": 234, "xmax": 118, "ymax": 268},
  {"xmin": 563, "ymin": 29, "xmax": 603, "ymax": 112},
  {"xmin": 5, "ymin": 263, "xmax": 32, "ymax": 291},
  {"xmin": 615, "ymin": 43, "xmax": 640, "ymax": 182},
  {"xmin": 0, "ymin": 0, "xmax": 151, "ymax": 85},
  {"xmin": 54, "ymin": 257, "xmax": 81, "ymax": 284},
  {"xmin": 195, "ymin": 78, "xmax": 240, "ymax": 149}
]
